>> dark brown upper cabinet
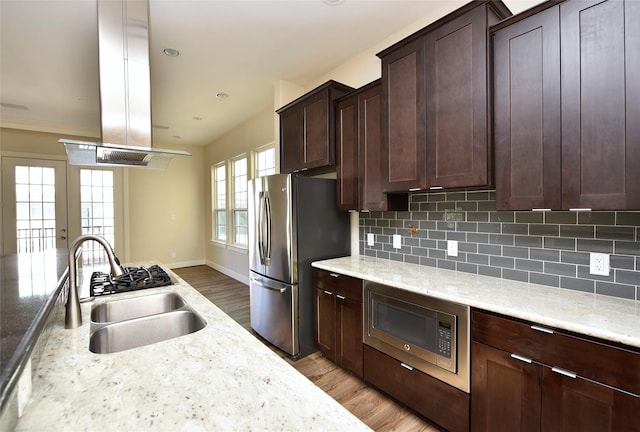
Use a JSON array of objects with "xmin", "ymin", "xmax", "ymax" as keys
[
  {"xmin": 561, "ymin": 0, "xmax": 640, "ymax": 210},
  {"xmin": 336, "ymin": 80, "xmax": 388, "ymax": 212},
  {"xmin": 494, "ymin": 0, "xmax": 640, "ymax": 210},
  {"xmin": 493, "ymin": 4, "xmax": 562, "ymax": 210},
  {"xmin": 277, "ymin": 81, "xmax": 353, "ymax": 174},
  {"xmin": 378, "ymin": 1, "xmax": 511, "ymax": 193}
]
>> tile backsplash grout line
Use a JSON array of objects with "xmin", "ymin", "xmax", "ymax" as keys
[{"xmin": 359, "ymin": 190, "xmax": 640, "ymax": 301}]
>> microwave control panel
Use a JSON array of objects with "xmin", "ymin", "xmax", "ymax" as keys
[{"xmin": 437, "ymin": 321, "xmax": 452, "ymax": 358}]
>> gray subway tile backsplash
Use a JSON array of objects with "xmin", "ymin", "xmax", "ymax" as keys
[{"xmin": 359, "ymin": 190, "xmax": 640, "ymax": 301}]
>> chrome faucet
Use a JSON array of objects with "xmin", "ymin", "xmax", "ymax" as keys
[{"xmin": 66, "ymin": 234, "xmax": 124, "ymax": 329}]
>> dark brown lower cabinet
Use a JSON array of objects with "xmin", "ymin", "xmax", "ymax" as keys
[
  {"xmin": 363, "ymin": 344, "xmax": 469, "ymax": 432},
  {"xmin": 472, "ymin": 310, "xmax": 640, "ymax": 432},
  {"xmin": 313, "ymin": 269, "xmax": 363, "ymax": 377}
]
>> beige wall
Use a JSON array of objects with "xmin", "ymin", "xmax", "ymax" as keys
[
  {"xmin": 127, "ymin": 143, "xmax": 205, "ymax": 266},
  {"xmin": 0, "ymin": 127, "xmax": 205, "ymax": 268},
  {"xmin": 203, "ymin": 109, "xmax": 274, "ymax": 283}
]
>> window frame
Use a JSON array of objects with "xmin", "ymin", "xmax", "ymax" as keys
[
  {"xmin": 212, "ymin": 162, "xmax": 227, "ymax": 243},
  {"xmin": 253, "ymin": 144, "xmax": 276, "ymax": 178},
  {"xmin": 231, "ymin": 154, "xmax": 248, "ymax": 247}
]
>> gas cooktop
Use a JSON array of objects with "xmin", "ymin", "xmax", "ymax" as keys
[{"xmin": 89, "ymin": 265, "xmax": 173, "ymax": 297}]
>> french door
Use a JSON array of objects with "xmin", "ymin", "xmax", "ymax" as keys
[{"xmin": 2, "ymin": 157, "xmax": 68, "ymax": 254}]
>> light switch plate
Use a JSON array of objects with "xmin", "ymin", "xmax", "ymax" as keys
[
  {"xmin": 590, "ymin": 252, "xmax": 610, "ymax": 276},
  {"xmin": 392, "ymin": 234, "xmax": 402, "ymax": 249},
  {"xmin": 367, "ymin": 233, "xmax": 375, "ymax": 247},
  {"xmin": 447, "ymin": 240, "xmax": 458, "ymax": 257}
]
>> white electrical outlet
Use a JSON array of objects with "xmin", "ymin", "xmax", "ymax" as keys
[
  {"xmin": 367, "ymin": 233, "xmax": 375, "ymax": 247},
  {"xmin": 392, "ymin": 234, "xmax": 402, "ymax": 249},
  {"xmin": 589, "ymin": 252, "xmax": 610, "ymax": 276},
  {"xmin": 447, "ymin": 240, "xmax": 458, "ymax": 257}
]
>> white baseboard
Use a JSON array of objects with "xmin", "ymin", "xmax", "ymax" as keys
[
  {"xmin": 167, "ymin": 259, "xmax": 206, "ymax": 269},
  {"xmin": 205, "ymin": 259, "xmax": 250, "ymax": 286}
]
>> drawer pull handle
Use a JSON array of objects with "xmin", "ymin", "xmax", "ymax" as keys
[
  {"xmin": 531, "ymin": 325, "xmax": 554, "ymax": 334},
  {"xmin": 400, "ymin": 362, "xmax": 414, "ymax": 371},
  {"xmin": 552, "ymin": 367, "xmax": 577, "ymax": 379},
  {"xmin": 510, "ymin": 353, "xmax": 532, "ymax": 364},
  {"xmin": 323, "ymin": 290, "xmax": 333, "ymax": 295},
  {"xmin": 336, "ymin": 295, "xmax": 346, "ymax": 300},
  {"xmin": 329, "ymin": 273, "xmax": 340, "ymax": 278}
]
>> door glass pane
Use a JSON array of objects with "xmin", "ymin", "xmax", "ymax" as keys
[
  {"xmin": 14, "ymin": 166, "xmax": 57, "ymax": 253},
  {"xmin": 80, "ymin": 169, "xmax": 115, "ymax": 265}
]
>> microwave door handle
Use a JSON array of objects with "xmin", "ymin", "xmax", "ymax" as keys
[{"xmin": 264, "ymin": 192, "xmax": 272, "ymax": 265}]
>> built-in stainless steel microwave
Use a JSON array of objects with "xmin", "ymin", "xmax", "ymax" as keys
[{"xmin": 363, "ymin": 281, "xmax": 470, "ymax": 393}]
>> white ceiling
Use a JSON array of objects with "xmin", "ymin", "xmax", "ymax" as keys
[{"xmin": 0, "ymin": 0, "xmax": 541, "ymax": 149}]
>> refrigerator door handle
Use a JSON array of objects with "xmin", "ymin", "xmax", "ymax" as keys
[
  {"xmin": 257, "ymin": 192, "xmax": 265, "ymax": 264},
  {"xmin": 251, "ymin": 276, "xmax": 286, "ymax": 293},
  {"xmin": 264, "ymin": 191, "xmax": 272, "ymax": 265}
]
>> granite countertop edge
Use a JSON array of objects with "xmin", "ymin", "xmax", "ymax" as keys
[
  {"xmin": 312, "ymin": 255, "xmax": 640, "ymax": 349},
  {"xmin": 15, "ymin": 267, "xmax": 371, "ymax": 431}
]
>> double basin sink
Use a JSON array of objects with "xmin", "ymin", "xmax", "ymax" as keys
[{"xmin": 89, "ymin": 292, "xmax": 206, "ymax": 354}]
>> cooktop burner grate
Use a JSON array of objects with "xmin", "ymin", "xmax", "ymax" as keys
[{"xmin": 90, "ymin": 264, "xmax": 172, "ymax": 297}]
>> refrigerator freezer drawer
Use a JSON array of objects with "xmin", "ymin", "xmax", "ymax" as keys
[{"xmin": 250, "ymin": 274, "xmax": 298, "ymax": 357}]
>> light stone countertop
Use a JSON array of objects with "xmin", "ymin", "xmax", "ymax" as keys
[
  {"xmin": 15, "ymin": 270, "xmax": 371, "ymax": 432},
  {"xmin": 312, "ymin": 255, "xmax": 640, "ymax": 349}
]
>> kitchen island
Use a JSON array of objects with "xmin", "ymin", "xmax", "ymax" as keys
[{"xmin": 11, "ymin": 264, "xmax": 370, "ymax": 431}]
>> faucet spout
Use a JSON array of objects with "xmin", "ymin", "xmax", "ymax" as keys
[{"xmin": 66, "ymin": 234, "xmax": 124, "ymax": 329}]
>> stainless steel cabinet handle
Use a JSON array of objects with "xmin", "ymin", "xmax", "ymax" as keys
[
  {"xmin": 531, "ymin": 325, "xmax": 554, "ymax": 334},
  {"xmin": 323, "ymin": 290, "xmax": 333, "ymax": 295},
  {"xmin": 551, "ymin": 367, "xmax": 577, "ymax": 379},
  {"xmin": 510, "ymin": 353, "xmax": 532, "ymax": 364},
  {"xmin": 400, "ymin": 362, "xmax": 414, "ymax": 371},
  {"xmin": 336, "ymin": 295, "xmax": 346, "ymax": 300},
  {"xmin": 329, "ymin": 273, "xmax": 340, "ymax": 278}
]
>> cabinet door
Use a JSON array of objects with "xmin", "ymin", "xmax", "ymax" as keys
[
  {"xmin": 493, "ymin": 6, "xmax": 561, "ymax": 210},
  {"xmin": 280, "ymin": 107, "xmax": 303, "ymax": 174},
  {"xmin": 303, "ymin": 93, "xmax": 331, "ymax": 170},
  {"xmin": 425, "ymin": 5, "xmax": 489, "ymax": 189},
  {"xmin": 380, "ymin": 37, "xmax": 427, "ymax": 192},
  {"xmin": 336, "ymin": 94, "xmax": 359, "ymax": 211},
  {"xmin": 336, "ymin": 295, "xmax": 362, "ymax": 377},
  {"xmin": 542, "ymin": 366, "xmax": 640, "ymax": 432},
  {"xmin": 315, "ymin": 288, "xmax": 335, "ymax": 358},
  {"xmin": 471, "ymin": 342, "xmax": 542, "ymax": 432},
  {"xmin": 359, "ymin": 84, "xmax": 386, "ymax": 211},
  {"xmin": 561, "ymin": 0, "xmax": 640, "ymax": 209}
]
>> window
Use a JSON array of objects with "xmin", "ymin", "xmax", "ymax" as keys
[
  {"xmin": 255, "ymin": 146, "xmax": 275, "ymax": 178},
  {"xmin": 232, "ymin": 156, "xmax": 248, "ymax": 246},
  {"xmin": 212, "ymin": 163, "xmax": 226, "ymax": 241},
  {"xmin": 80, "ymin": 169, "xmax": 115, "ymax": 266},
  {"xmin": 14, "ymin": 165, "xmax": 57, "ymax": 253}
]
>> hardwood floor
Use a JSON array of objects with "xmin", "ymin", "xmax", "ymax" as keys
[{"xmin": 173, "ymin": 265, "xmax": 442, "ymax": 432}]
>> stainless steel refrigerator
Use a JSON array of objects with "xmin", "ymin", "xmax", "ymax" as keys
[{"xmin": 248, "ymin": 173, "xmax": 350, "ymax": 359}]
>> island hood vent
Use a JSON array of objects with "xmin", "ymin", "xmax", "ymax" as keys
[{"xmin": 60, "ymin": 0, "xmax": 190, "ymax": 169}]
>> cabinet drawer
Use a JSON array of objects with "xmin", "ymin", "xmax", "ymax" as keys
[
  {"xmin": 313, "ymin": 269, "xmax": 362, "ymax": 301},
  {"xmin": 364, "ymin": 345, "xmax": 469, "ymax": 432},
  {"xmin": 472, "ymin": 310, "xmax": 640, "ymax": 395}
]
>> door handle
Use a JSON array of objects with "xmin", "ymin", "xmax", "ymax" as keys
[
  {"xmin": 264, "ymin": 192, "xmax": 272, "ymax": 265},
  {"xmin": 251, "ymin": 277, "xmax": 286, "ymax": 293}
]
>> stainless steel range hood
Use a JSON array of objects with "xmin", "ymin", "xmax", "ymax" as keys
[{"xmin": 60, "ymin": 0, "xmax": 190, "ymax": 169}]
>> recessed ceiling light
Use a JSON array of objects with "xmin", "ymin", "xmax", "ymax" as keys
[
  {"xmin": 323, "ymin": 0, "xmax": 344, "ymax": 5},
  {"xmin": 216, "ymin": 92, "xmax": 229, "ymax": 100},
  {"xmin": 163, "ymin": 48, "xmax": 180, "ymax": 57},
  {"xmin": 193, "ymin": 116, "xmax": 203, "ymax": 121}
]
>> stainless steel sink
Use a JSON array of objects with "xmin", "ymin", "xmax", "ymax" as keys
[
  {"xmin": 89, "ymin": 310, "xmax": 206, "ymax": 354},
  {"xmin": 90, "ymin": 292, "xmax": 186, "ymax": 324}
]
